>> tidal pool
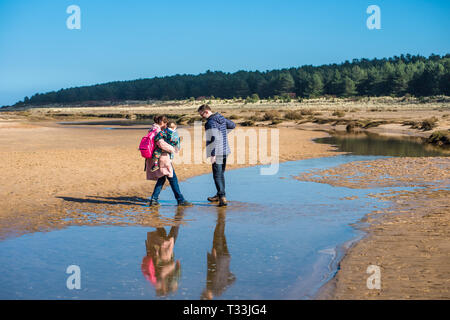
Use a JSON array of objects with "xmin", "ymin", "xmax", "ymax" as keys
[
  {"xmin": 0, "ymin": 154, "xmax": 415, "ymax": 300},
  {"xmin": 314, "ymin": 131, "xmax": 450, "ymax": 157}
]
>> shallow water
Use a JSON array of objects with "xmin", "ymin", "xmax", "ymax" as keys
[
  {"xmin": 0, "ymin": 155, "xmax": 416, "ymax": 300},
  {"xmin": 314, "ymin": 131, "xmax": 450, "ymax": 157}
]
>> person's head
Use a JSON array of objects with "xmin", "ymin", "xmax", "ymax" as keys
[
  {"xmin": 167, "ymin": 121, "xmax": 177, "ymax": 131},
  {"xmin": 197, "ymin": 104, "xmax": 213, "ymax": 119},
  {"xmin": 155, "ymin": 259, "xmax": 181, "ymax": 296},
  {"xmin": 153, "ymin": 115, "xmax": 169, "ymax": 129},
  {"xmin": 200, "ymin": 289, "xmax": 214, "ymax": 300},
  {"xmin": 141, "ymin": 255, "xmax": 181, "ymax": 297}
]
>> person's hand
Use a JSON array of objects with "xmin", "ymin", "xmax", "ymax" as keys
[{"xmin": 210, "ymin": 156, "xmax": 216, "ymax": 164}]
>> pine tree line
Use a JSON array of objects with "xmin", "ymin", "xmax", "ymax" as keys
[{"xmin": 14, "ymin": 53, "xmax": 450, "ymax": 107}]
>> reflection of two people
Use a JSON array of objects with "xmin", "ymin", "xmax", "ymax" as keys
[
  {"xmin": 201, "ymin": 208, "xmax": 236, "ymax": 300},
  {"xmin": 141, "ymin": 206, "xmax": 235, "ymax": 298},
  {"xmin": 141, "ymin": 207, "xmax": 184, "ymax": 296}
]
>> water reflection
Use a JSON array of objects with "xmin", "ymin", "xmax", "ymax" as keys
[
  {"xmin": 141, "ymin": 207, "xmax": 185, "ymax": 296},
  {"xmin": 201, "ymin": 208, "xmax": 236, "ymax": 300},
  {"xmin": 141, "ymin": 206, "xmax": 237, "ymax": 299},
  {"xmin": 314, "ymin": 131, "xmax": 450, "ymax": 157},
  {"xmin": 0, "ymin": 155, "xmax": 403, "ymax": 299}
]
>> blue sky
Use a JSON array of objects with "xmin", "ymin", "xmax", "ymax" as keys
[{"xmin": 1, "ymin": 0, "xmax": 449, "ymax": 106}]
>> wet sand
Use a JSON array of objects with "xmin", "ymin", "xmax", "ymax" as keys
[
  {"xmin": 0, "ymin": 120, "xmax": 342, "ymax": 239},
  {"xmin": 297, "ymin": 157, "xmax": 450, "ymax": 299}
]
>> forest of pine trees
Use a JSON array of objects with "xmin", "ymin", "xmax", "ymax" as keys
[{"xmin": 11, "ymin": 54, "xmax": 450, "ymax": 107}]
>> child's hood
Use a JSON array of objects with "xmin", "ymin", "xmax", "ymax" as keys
[{"xmin": 149, "ymin": 123, "xmax": 161, "ymax": 132}]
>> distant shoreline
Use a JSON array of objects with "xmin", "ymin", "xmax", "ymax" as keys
[{"xmin": 2, "ymin": 98, "xmax": 449, "ymax": 146}]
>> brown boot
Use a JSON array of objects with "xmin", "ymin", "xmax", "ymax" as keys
[
  {"xmin": 207, "ymin": 194, "xmax": 219, "ymax": 202},
  {"xmin": 218, "ymin": 196, "xmax": 227, "ymax": 207}
]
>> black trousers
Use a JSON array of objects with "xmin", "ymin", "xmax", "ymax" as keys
[{"xmin": 212, "ymin": 155, "xmax": 227, "ymax": 197}]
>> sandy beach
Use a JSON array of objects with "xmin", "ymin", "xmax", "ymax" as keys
[
  {"xmin": 0, "ymin": 119, "xmax": 343, "ymax": 239},
  {"xmin": 1, "ymin": 101, "xmax": 449, "ymax": 299}
]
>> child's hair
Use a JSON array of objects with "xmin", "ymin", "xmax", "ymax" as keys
[
  {"xmin": 167, "ymin": 121, "xmax": 177, "ymax": 129},
  {"xmin": 154, "ymin": 115, "xmax": 168, "ymax": 125}
]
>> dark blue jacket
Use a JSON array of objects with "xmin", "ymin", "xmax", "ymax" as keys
[{"xmin": 205, "ymin": 113, "xmax": 236, "ymax": 157}]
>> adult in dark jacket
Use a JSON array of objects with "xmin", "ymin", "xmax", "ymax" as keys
[{"xmin": 198, "ymin": 104, "xmax": 235, "ymax": 206}]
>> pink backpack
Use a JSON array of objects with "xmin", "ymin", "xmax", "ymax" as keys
[{"xmin": 139, "ymin": 127, "xmax": 159, "ymax": 158}]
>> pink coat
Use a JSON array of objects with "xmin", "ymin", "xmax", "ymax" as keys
[{"xmin": 146, "ymin": 126, "xmax": 176, "ymax": 180}]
